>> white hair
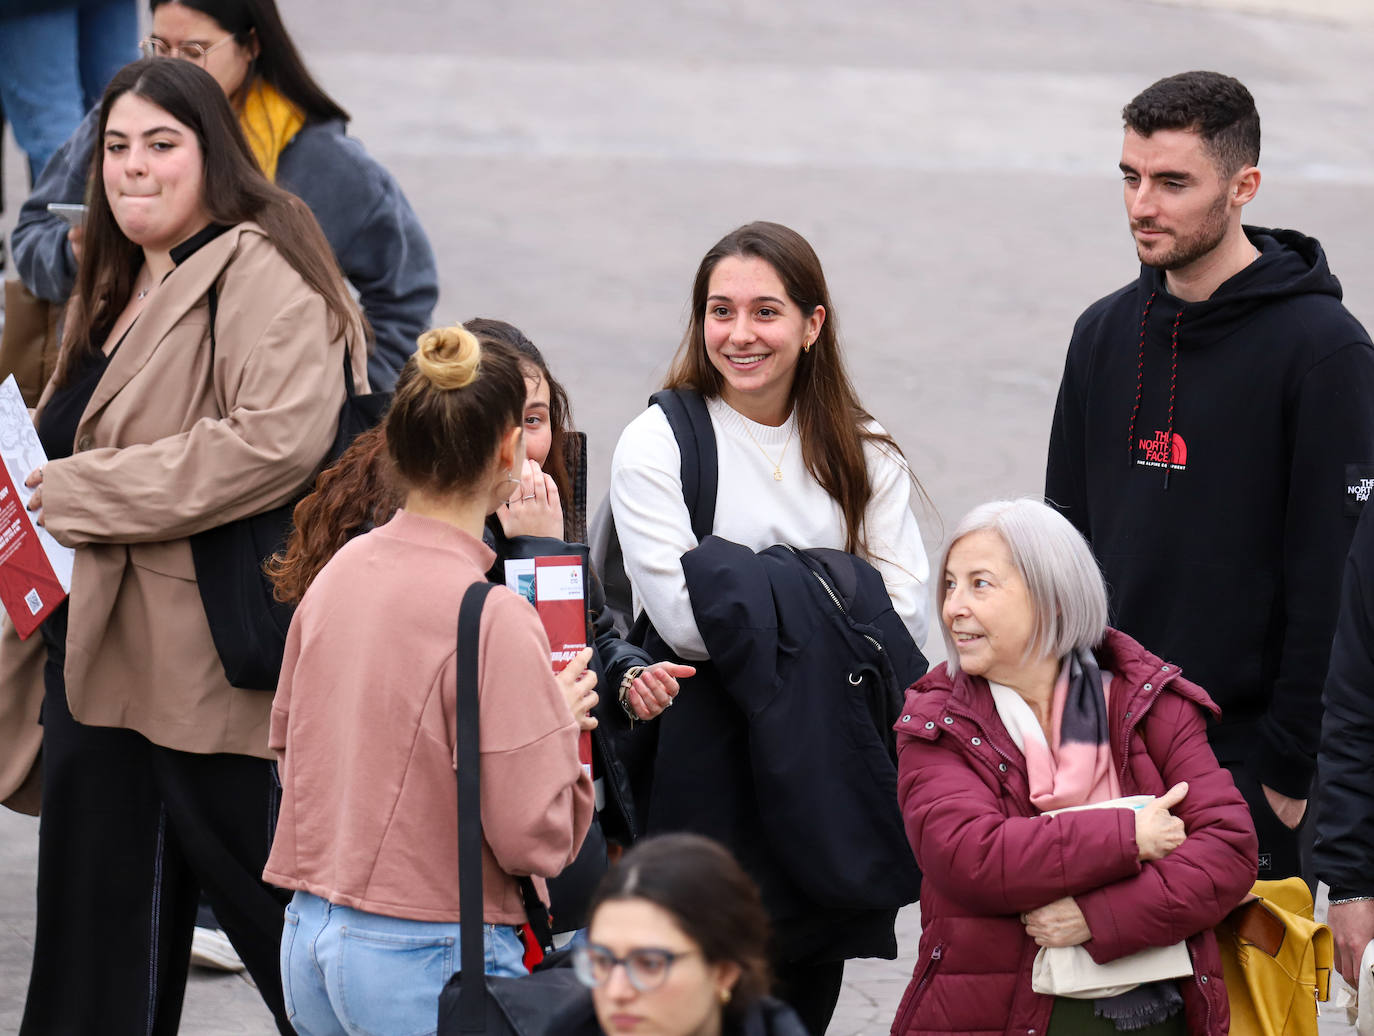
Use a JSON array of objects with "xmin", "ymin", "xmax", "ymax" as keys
[{"xmin": 937, "ymin": 498, "xmax": 1109, "ymax": 672}]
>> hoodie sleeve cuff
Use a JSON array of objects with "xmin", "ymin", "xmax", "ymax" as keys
[{"xmin": 1249, "ymin": 733, "xmax": 1315, "ymax": 800}]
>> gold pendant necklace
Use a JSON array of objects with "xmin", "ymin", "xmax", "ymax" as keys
[{"xmin": 741, "ymin": 421, "xmax": 794, "ymax": 481}]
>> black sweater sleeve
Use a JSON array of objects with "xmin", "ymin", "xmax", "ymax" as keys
[
  {"xmin": 1261, "ymin": 341, "xmax": 1374, "ymax": 797},
  {"xmin": 1045, "ymin": 321, "xmax": 1093, "ymax": 539},
  {"xmin": 1315, "ymin": 501, "xmax": 1374, "ymax": 898}
]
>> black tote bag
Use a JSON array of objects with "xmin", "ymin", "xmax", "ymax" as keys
[
  {"xmin": 189, "ymin": 283, "xmax": 391, "ymax": 689},
  {"xmin": 437, "ymin": 582, "xmax": 590, "ymax": 1035}
]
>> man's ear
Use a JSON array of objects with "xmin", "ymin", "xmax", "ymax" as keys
[{"xmin": 1231, "ymin": 165, "xmax": 1261, "ymax": 208}]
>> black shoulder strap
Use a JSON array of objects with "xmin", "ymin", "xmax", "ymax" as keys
[
  {"xmin": 455, "ymin": 581, "xmax": 554, "ymax": 1025},
  {"xmin": 648, "ymin": 388, "xmax": 717, "ymax": 542},
  {"xmin": 456, "ymin": 581, "xmax": 497, "ymax": 1028}
]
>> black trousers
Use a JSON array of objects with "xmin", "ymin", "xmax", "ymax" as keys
[
  {"xmin": 21, "ymin": 657, "xmax": 292, "ymax": 1035},
  {"xmin": 773, "ymin": 958, "xmax": 845, "ymax": 1036}
]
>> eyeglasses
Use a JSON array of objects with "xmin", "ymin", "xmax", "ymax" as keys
[
  {"xmin": 572, "ymin": 943, "xmax": 696, "ymax": 993},
  {"xmin": 139, "ymin": 34, "xmax": 236, "ymax": 64}
]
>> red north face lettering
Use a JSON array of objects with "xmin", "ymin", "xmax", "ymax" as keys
[{"xmin": 1135, "ymin": 430, "xmax": 1187, "ymax": 471}]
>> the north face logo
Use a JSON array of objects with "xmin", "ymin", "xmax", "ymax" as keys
[{"xmin": 1136, "ymin": 430, "xmax": 1187, "ymax": 471}]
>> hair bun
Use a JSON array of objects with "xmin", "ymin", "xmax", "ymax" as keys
[{"xmin": 414, "ymin": 326, "xmax": 481, "ymax": 390}]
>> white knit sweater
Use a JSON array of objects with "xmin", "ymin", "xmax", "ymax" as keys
[{"xmin": 610, "ymin": 396, "xmax": 930, "ymax": 660}]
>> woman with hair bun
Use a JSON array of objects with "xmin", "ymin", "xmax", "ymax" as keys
[
  {"xmin": 264, "ymin": 325, "xmax": 597, "ymax": 1034},
  {"xmin": 556, "ymin": 833, "xmax": 809, "ymax": 1036}
]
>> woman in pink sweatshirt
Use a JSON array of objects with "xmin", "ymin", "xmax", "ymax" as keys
[{"xmin": 264, "ymin": 324, "xmax": 597, "ymax": 1035}]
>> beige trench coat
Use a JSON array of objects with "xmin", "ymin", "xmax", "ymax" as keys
[{"xmin": 0, "ymin": 222, "xmax": 368, "ymax": 810}]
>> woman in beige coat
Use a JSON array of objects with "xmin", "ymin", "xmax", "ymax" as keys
[{"xmin": 9, "ymin": 58, "xmax": 365, "ymax": 1035}]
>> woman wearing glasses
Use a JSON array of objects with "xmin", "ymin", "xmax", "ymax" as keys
[
  {"xmin": 560, "ymin": 834, "xmax": 809, "ymax": 1036},
  {"xmin": 11, "ymin": 0, "xmax": 437, "ymax": 392}
]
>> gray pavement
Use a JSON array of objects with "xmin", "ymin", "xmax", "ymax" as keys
[{"xmin": 3, "ymin": 0, "xmax": 1374, "ymax": 1031}]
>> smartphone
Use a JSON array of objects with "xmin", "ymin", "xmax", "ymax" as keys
[{"xmin": 46, "ymin": 203, "xmax": 87, "ymax": 228}]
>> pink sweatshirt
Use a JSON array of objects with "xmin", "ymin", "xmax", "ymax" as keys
[{"xmin": 264, "ymin": 509, "xmax": 594, "ymax": 924}]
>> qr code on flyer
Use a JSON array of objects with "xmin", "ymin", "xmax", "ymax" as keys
[{"xmin": 24, "ymin": 588, "xmax": 42, "ymax": 615}]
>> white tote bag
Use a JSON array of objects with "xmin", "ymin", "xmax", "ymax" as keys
[{"xmin": 1030, "ymin": 795, "xmax": 1192, "ymax": 998}]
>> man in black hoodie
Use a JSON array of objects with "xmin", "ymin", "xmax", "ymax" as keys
[{"xmin": 1045, "ymin": 70, "xmax": 1374, "ymax": 880}]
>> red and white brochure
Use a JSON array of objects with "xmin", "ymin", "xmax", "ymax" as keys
[
  {"xmin": 0, "ymin": 375, "xmax": 74, "ymax": 639},
  {"xmin": 507, "ymin": 555, "xmax": 592, "ymax": 777}
]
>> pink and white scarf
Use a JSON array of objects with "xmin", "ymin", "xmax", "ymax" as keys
[{"xmin": 989, "ymin": 648, "xmax": 1121, "ymax": 811}]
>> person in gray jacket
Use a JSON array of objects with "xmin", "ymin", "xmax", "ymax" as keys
[{"xmin": 11, "ymin": 0, "xmax": 437, "ymax": 392}]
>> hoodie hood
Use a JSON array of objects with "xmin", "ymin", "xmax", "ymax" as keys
[{"xmin": 1138, "ymin": 226, "xmax": 1343, "ymax": 352}]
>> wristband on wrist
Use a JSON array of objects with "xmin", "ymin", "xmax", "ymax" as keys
[{"xmin": 618, "ymin": 666, "xmax": 646, "ymax": 723}]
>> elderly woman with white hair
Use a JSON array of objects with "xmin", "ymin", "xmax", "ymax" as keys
[{"xmin": 889, "ymin": 498, "xmax": 1256, "ymax": 1036}]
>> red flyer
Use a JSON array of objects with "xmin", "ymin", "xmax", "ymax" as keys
[
  {"xmin": 0, "ymin": 376, "xmax": 73, "ymax": 639},
  {"xmin": 508, "ymin": 555, "xmax": 592, "ymax": 777}
]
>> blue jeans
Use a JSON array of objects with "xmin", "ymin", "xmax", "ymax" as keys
[
  {"xmin": 0, "ymin": 2, "xmax": 138, "ymax": 178},
  {"xmin": 281, "ymin": 890, "xmax": 527, "ymax": 1036}
]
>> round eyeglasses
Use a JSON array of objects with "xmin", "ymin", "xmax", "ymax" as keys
[
  {"xmin": 572, "ymin": 943, "xmax": 696, "ymax": 993},
  {"xmin": 139, "ymin": 34, "xmax": 236, "ymax": 64}
]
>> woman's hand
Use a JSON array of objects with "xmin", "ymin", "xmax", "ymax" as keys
[
  {"xmin": 1135, "ymin": 781, "xmax": 1189, "ymax": 861},
  {"xmin": 24, "ymin": 466, "xmax": 45, "ymax": 527},
  {"xmin": 497, "ymin": 459, "xmax": 562, "ymax": 539},
  {"xmin": 625, "ymin": 661, "xmax": 696, "ymax": 720},
  {"xmin": 69, "ymin": 224, "xmax": 84, "ymax": 265},
  {"xmin": 556, "ymin": 646, "xmax": 598, "ymax": 731},
  {"xmin": 1023, "ymin": 897, "xmax": 1092, "ymax": 948}
]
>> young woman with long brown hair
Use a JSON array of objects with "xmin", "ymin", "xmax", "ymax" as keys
[
  {"xmin": 608, "ymin": 221, "xmax": 930, "ymax": 1034},
  {"xmin": 4, "ymin": 57, "xmax": 366, "ymax": 1033}
]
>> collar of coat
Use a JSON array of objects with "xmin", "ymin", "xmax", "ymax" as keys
[{"xmin": 79, "ymin": 222, "xmax": 265, "ymax": 425}]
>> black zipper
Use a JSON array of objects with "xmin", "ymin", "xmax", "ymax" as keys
[{"xmin": 783, "ymin": 545, "xmax": 883, "ymax": 654}]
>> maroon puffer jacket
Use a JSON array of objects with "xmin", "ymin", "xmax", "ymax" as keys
[{"xmin": 889, "ymin": 628, "xmax": 1257, "ymax": 1036}]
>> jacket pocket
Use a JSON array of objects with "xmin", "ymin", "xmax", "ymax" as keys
[{"xmin": 891, "ymin": 943, "xmax": 943, "ymax": 1035}]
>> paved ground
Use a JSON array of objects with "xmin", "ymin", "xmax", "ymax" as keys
[{"xmin": 3, "ymin": 0, "xmax": 1373, "ymax": 1031}]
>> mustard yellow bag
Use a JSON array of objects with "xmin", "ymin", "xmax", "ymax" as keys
[{"xmin": 1216, "ymin": 878, "xmax": 1333, "ymax": 1036}]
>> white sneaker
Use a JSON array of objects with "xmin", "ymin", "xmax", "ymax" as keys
[{"xmin": 190, "ymin": 926, "xmax": 246, "ymax": 972}]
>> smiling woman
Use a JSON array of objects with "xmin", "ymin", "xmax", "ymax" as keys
[{"xmin": 607, "ymin": 222, "xmax": 932, "ymax": 1035}]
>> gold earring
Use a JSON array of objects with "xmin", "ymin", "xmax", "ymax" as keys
[
  {"xmin": 803, "ymin": 339, "xmax": 813, "ymax": 353},
  {"xmin": 719, "ymin": 987, "xmax": 733, "ymax": 1005}
]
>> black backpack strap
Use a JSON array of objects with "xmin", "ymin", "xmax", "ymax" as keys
[
  {"xmin": 206, "ymin": 282, "xmax": 218, "ymax": 361},
  {"xmin": 456, "ymin": 581, "xmax": 498, "ymax": 1028},
  {"xmin": 648, "ymin": 388, "xmax": 718, "ymax": 542}
]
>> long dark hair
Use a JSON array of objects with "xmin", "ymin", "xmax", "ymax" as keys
[
  {"xmin": 149, "ymin": 0, "xmax": 349, "ymax": 121},
  {"xmin": 59, "ymin": 58, "xmax": 361, "ymax": 386},
  {"xmin": 665, "ymin": 221, "xmax": 910, "ymax": 557},
  {"xmin": 590, "ymin": 834, "xmax": 772, "ymax": 1018},
  {"xmin": 463, "ymin": 317, "xmax": 577, "ymax": 510}
]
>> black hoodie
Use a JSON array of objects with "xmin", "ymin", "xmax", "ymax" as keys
[{"xmin": 1046, "ymin": 226, "xmax": 1374, "ymax": 797}]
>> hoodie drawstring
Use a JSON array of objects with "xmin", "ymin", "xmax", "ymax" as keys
[
  {"xmin": 1126, "ymin": 290, "xmax": 1185, "ymax": 490},
  {"xmin": 1163, "ymin": 308, "xmax": 1182, "ymax": 490},
  {"xmin": 1127, "ymin": 291, "xmax": 1156, "ymax": 468}
]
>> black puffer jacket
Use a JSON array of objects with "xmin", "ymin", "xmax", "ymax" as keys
[{"xmin": 1315, "ymin": 502, "xmax": 1374, "ymax": 899}]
